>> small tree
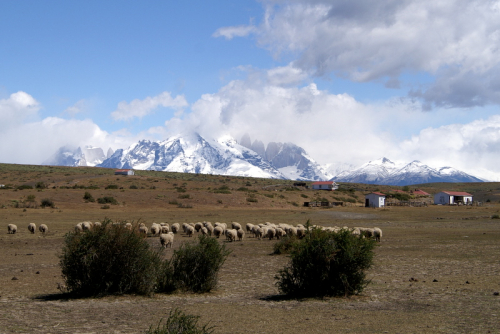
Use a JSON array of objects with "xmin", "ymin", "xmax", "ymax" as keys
[
  {"xmin": 147, "ymin": 308, "xmax": 214, "ymax": 334},
  {"xmin": 160, "ymin": 235, "xmax": 230, "ymax": 293},
  {"xmin": 83, "ymin": 192, "xmax": 95, "ymax": 202},
  {"xmin": 275, "ymin": 226, "xmax": 376, "ymax": 298},
  {"xmin": 59, "ymin": 219, "xmax": 162, "ymax": 297}
]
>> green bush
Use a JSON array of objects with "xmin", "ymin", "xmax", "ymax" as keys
[
  {"xmin": 491, "ymin": 214, "xmax": 500, "ymax": 219},
  {"xmin": 83, "ymin": 192, "xmax": 95, "ymax": 202},
  {"xmin": 40, "ymin": 198, "xmax": 55, "ymax": 208},
  {"xmin": 129, "ymin": 185, "xmax": 138, "ymax": 189},
  {"xmin": 178, "ymin": 194, "xmax": 191, "ymax": 199},
  {"xmin": 160, "ymin": 235, "xmax": 231, "ymax": 293},
  {"xmin": 59, "ymin": 219, "xmax": 162, "ymax": 297},
  {"xmin": 97, "ymin": 196, "xmax": 118, "ymax": 205},
  {"xmin": 213, "ymin": 185, "xmax": 231, "ymax": 194},
  {"xmin": 105, "ymin": 184, "xmax": 119, "ymax": 189},
  {"xmin": 275, "ymin": 226, "xmax": 376, "ymax": 298},
  {"xmin": 147, "ymin": 308, "xmax": 214, "ymax": 334},
  {"xmin": 17, "ymin": 184, "xmax": 33, "ymax": 190},
  {"xmin": 35, "ymin": 181, "xmax": 47, "ymax": 189},
  {"xmin": 273, "ymin": 234, "xmax": 301, "ymax": 255},
  {"xmin": 246, "ymin": 197, "xmax": 258, "ymax": 203}
]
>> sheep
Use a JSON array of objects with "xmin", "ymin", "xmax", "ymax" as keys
[
  {"xmin": 171, "ymin": 223, "xmax": 180, "ymax": 234},
  {"xmin": 124, "ymin": 222, "xmax": 133, "ymax": 230},
  {"xmin": 205, "ymin": 224, "xmax": 214, "ymax": 236},
  {"xmin": 93, "ymin": 222, "xmax": 102, "ymax": 229},
  {"xmin": 75, "ymin": 222, "xmax": 84, "ymax": 233},
  {"xmin": 213, "ymin": 226, "xmax": 223, "ymax": 238},
  {"xmin": 39, "ymin": 224, "xmax": 48, "ymax": 234},
  {"xmin": 231, "ymin": 222, "xmax": 242, "ymax": 230},
  {"xmin": 139, "ymin": 225, "xmax": 148, "ymax": 236},
  {"xmin": 275, "ymin": 227, "xmax": 284, "ymax": 239},
  {"xmin": 237, "ymin": 228, "xmax": 245, "ymax": 241},
  {"xmin": 194, "ymin": 222, "xmax": 203, "ymax": 232},
  {"xmin": 82, "ymin": 221, "xmax": 93, "ymax": 231},
  {"xmin": 201, "ymin": 227, "xmax": 208, "ymax": 235},
  {"xmin": 288, "ymin": 227, "xmax": 298, "ymax": 237},
  {"xmin": 7, "ymin": 224, "xmax": 17, "ymax": 234},
  {"xmin": 185, "ymin": 225, "xmax": 195, "ymax": 237},
  {"xmin": 267, "ymin": 228, "xmax": 276, "ymax": 240},
  {"xmin": 225, "ymin": 229, "xmax": 237, "ymax": 242},
  {"xmin": 373, "ymin": 227, "xmax": 383, "ymax": 242},
  {"xmin": 255, "ymin": 227, "xmax": 264, "ymax": 240},
  {"xmin": 160, "ymin": 232, "xmax": 174, "ymax": 248},
  {"xmin": 359, "ymin": 227, "xmax": 375, "ymax": 238},
  {"xmin": 28, "ymin": 223, "xmax": 36, "ymax": 234},
  {"xmin": 161, "ymin": 225, "xmax": 170, "ymax": 234},
  {"xmin": 297, "ymin": 228, "xmax": 306, "ymax": 239},
  {"xmin": 246, "ymin": 223, "xmax": 254, "ymax": 233},
  {"xmin": 150, "ymin": 223, "xmax": 161, "ymax": 236}
]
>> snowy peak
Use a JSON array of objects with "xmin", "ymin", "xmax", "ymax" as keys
[
  {"xmin": 44, "ymin": 145, "xmax": 111, "ymax": 167},
  {"xmin": 334, "ymin": 157, "xmax": 483, "ymax": 185}
]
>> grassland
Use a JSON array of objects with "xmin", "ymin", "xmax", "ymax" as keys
[{"xmin": 0, "ymin": 163, "xmax": 499, "ymax": 333}]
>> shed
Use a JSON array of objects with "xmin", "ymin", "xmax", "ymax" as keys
[
  {"xmin": 434, "ymin": 191, "xmax": 473, "ymax": 205},
  {"xmin": 365, "ymin": 192, "xmax": 386, "ymax": 208},
  {"xmin": 311, "ymin": 181, "xmax": 338, "ymax": 191},
  {"xmin": 114, "ymin": 169, "xmax": 135, "ymax": 176}
]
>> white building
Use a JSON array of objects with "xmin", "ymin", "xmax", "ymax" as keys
[
  {"xmin": 365, "ymin": 192, "xmax": 386, "ymax": 208},
  {"xmin": 311, "ymin": 181, "xmax": 338, "ymax": 191},
  {"xmin": 114, "ymin": 169, "xmax": 135, "ymax": 176},
  {"xmin": 434, "ymin": 191, "xmax": 473, "ymax": 205}
]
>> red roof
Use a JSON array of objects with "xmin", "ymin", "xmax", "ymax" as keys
[
  {"xmin": 442, "ymin": 191, "xmax": 472, "ymax": 196},
  {"xmin": 369, "ymin": 192, "xmax": 385, "ymax": 196},
  {"xmin": 312, "ymin": 181, "xmax": 334, "ymax": 185}
]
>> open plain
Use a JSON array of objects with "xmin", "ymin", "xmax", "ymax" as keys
[{"xmin": 0, "ymin": 164, "xmax": 499, "ymax": 333}]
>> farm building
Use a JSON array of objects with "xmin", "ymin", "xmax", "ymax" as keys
[
  {"xmin": 365, "ymin": 192, "xmax": 386, "ymax": 208},
  {"xmin": 311, "ymin": 181, "xmax": 338, "ymax": 191},
  {"xmin": 434, "ymin": 191, "xmax": 473, "ymax": 205},
  {"xmin": 114, "ymin": 169, "xmax": 135, "ymax": 176}
]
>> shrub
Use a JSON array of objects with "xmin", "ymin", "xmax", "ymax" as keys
[
  {"xmin": 213, "ymin": 185, "xmax": 231, "ymax": 194},
  {"xmin": 97, "ymin": 196, "xmax": 118, "ymax": 205},
  {"xmin": 160, "ymin": 235, "xmax": 231, "ymax": 293},
  {"xmin": 147, "ymin": 308, "xmax": 214, "ymax": 334},
  {"xmin": 491, "ymin": 214, "xmax": 500, "ymax": 219},
  {"xmin": 264, "ymin": 194, "xmax": 274, "ymax": 198},
  {"xmin": 273, "ymin": 235, "xmax": 301, "ymax": 255},
  {"xmin": 275, "ymin": 226, "xmax": 376, "ymax": 298},
  {"xmin": 178, "ymin": 194, "xmax": 191, "ymax": 199},
  {"xmin": 129, "ymin": 185, "xmax": 138, "ymax": 189},
  {"xmin": 59, "ymin": 219, "xmax": 162, "ymax": 297},
  {"xmin": 83, "ymin": 192, "xmax": 95, "ymax": 202},
  {"xmin": 40, "ymin": 198, "xmax": 55, "ymax": 208},
  {"xmin": 236, "ymin": 187, "xmax": 249, "ymax": 191},
  {"xmin": 168, "ymin": 199, "xmax": 179, "ymax": 205},
  {"xmin": 301, "ymin": 194, "xmax": 308, "ymax": 198},
  {"xmin": 17, "ymin": 184, "xmax": 33, "ymax": 190},
  {"xmin": 105, "ymin": 184, "xmax": 119, "ymax": 189},
  {"xmin": 35, "ymin": 182, "xmax": 47, "ymax": 189}
]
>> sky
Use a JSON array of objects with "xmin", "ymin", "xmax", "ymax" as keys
[{"xmin": 2, "ymin": 0, "xmax": 500, "ymax": 180}]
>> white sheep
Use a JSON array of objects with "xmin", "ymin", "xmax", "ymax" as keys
[
  {"xmin": 28, "ymin": 223, "xmax": 36, "ymax": 234},
  {"xmin": 160, "ymin": 232, "xmax": 174, "ymax": 248},
  {"xmin": 246, "ymin": 223, "xmax": 254, "ymax": 233},
  {"xmin": 39, "ymin": 224, "xmax": 48, "ymax": 234},
  {"xmin": 213, "ymin": 226, "xmax": 223, "ymax": 238},
  {"xmin": 150, "ymin": 223, "xmax": 161, "ymax": 236},
  {"xmin": 267, "ymin": 228, "xmax": 276, "ymax": 240},
  {"xmin": 201, "ymin": 227, "xmax": 208, "ymax": 235},
  {"xmin": 195, "ymin": 222, "xmax": 203, "ymax": 232},
  {"xmin": 7, "ymin": 224, "xmax": 17, "ymax": 234},
  {"xmin": 373, "ymin": 227, "xmax": 383, "ymax": 242},
  {"xmin": 161, "ymin": 225, "xmax": 170, "ymax": 234},
  {"xmin": 231, "ymin": 222, "xmax": 242, "ymax": 230},
  {"xmin": 185, "ymin": 225, "xmax": 195, "ymax": 237},
  {"xmin": 225, "ymin": 229, "xmax": 237, "ymax": 242},
  {"xmin": 93, "ymin": 222, "xmax": 102, "ymax": 228},
  {"xmin": 74, "ymin": 222, "xmax": 83, "ymax": 233},
  {"xmin": 255, "ymin": 227, "xmax": 264, "ymax": 240},
  {"xmin": 139, "ymin": 225, "xmax": 148, "ymax": 236},
  {"xmin": 124, "ymin": 222, "xmax": 133, "ymax": 231},
  {"xmin": 237, "ymin": 229, "xmax": 245, "ymax": 241},
  {"xmin": 171, "ymin": 223, "xmax": 180, "ymax": 234},
  {"xmin": 206, "ymin": 224, "xmax": 214, "ymax": 236},
  {"xmin": 82, "ymin": 221, "xmax": 93, "ymax": 231}
]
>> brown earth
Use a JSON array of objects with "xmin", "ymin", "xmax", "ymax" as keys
[{"xmin": 0, "ymin": 164, "xmax": 499, "ymax": 333}]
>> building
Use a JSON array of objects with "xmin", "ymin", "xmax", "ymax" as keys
[
  {"xmin": 311, "ymin": 181, "xmax": 338, "ymax": 191},
  {"xmin": 434, "ymin": 191, "xmax": 473, "ymax": 205},
  {"xmin": 365, "ymin": 192, "xmax": 386, "ymax": 208},
  {"xmin": 114, "ymin": 169, "xmax": 135, "ymax": 176}
]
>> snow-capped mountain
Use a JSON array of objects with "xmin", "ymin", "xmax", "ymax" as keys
[
  {"xmin": 333, "ymin": 158, "xmax": 483, "ymax": 185},
  {"xmin": 45, "ymin": 146, "xmax": 112, "ymax": 167}
]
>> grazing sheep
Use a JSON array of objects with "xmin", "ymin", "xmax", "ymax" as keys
[
  {"xmin": 150, "ymin": 223, "xmax": 161, "ymax": 236},
  {"xmin": 161, "ymin": 225, "xmax": 170, "ymax": 234},
  {"xmin": 194, "ymin": 222, "xmax": 203, "ymax": 232},
  {"xmin": 139, "ymin": 225, "xmax": 148, "ymax": 236},
  {"xmin": 171, "ymin": 223, "xmax": 180, "ymax": 234},
  {"xmin": 39, "ymin": 224, "xmax": 48, "ymax": 234},
  {"xmin": 359, "ymin": 227, "xmax": 374, "ymax": 238},
  {"xmin": 246, "ymin": 223, "xmax": 254, "ymax": 233},
  {"xmin": 28, "ymin": 223, "xmax": 36, "ymax": 234},
  {"xmin": 185, "ymin": 225, "xmax": 195, "ymax": 237},
  {"xmin": 160, "ymin": 232, "xmax": 174, "ymax": 248},
  {"xmin": 75, "ymin": 222, "xmax": 83, "ymax": 233},
  {"xmin": 288, "ymin": 227, "xmax": 298, "ymax": 236},
  {"xmin": 231, "ymin": 222, "xmax": 242, "ymax": 230},
  {"xmin": 206, "ymin": 224, "xmax": 214, "ymax": 236},
  {"xmin": 237, "ymin": 229, "xmax": 245, "ymax": 241},
  {"xmin": 93, "ymin": 222, "xmax": 102, "ymax": 229},
  {"xmin": 275, "ymin": 227, "xmax": 284, "ymax": 239},
  {"xmin": 124, "ymin": 222, "xmax": 133, "ymax": 230},
  {"xmin": 267, "ymin": 228, "xmax": 276, "ymax": 240},
  {"xmin": 213, "ymin": 226, "xmax": 223, "ymax": 238},
  {"xmin": 82, "ymin": 221, "xmax": 93, "ymax": 231},
  {"xmin": 255, "ymin": 227, "xmax": 264, "ymax": 240},
  {"xmin": 225, "ymin": 229, "xmax": 237, "ymax": 242},
  {"xmin": 7, "ymin": 224, "xmax": 17, "ymax": 234},
  {"xmin": 201, "ymin": 227, "xmax": 208, "ymax": 235},
  {"xmin": 373, "ymin": 227, "xmax": 383, "ymax": 242},
  {"xmin": 296, "ymin": 228, "xmax": 306, "ymax": 239}
]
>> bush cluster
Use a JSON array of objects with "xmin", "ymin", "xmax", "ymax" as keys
[
  {"xmin": 275, "ymin": 226, "xmax": 376, "ymax": 298},
  {"xmin": 97, "ymin": 196, "xmax": 118, "ymax": 205},
  {"xmin": 83, "ymin": 192, "xmax": 95, "ymax": 202},
  {"xmin": 40, "ymin": 198, "xmax": 55, "ymax": 208},
  {"xmin": 147, "ymin": 309, "xmax": 214, "ymax": 334},
  {"xmin": 59, "ymin": 226, "xmax": 230, "ymax": 297}
]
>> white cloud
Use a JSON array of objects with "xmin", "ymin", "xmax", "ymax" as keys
[
  {"xmin": 64, "ymin": 99, "xmax": 87, "ymax": 117},
  {"xmin": 212, "ymin": 24, "xmax": 257, "ymax": 40},
  {"xmin": 111, "ymin": 91, "xmax": 188, "ymax": 121},
  {"xmin": 0, "ymin": 91, "xmax": 40, "ymax": 131},
  {"xmin": 224, "ymin": 0, "xmax": 500, "ymax": 108}
]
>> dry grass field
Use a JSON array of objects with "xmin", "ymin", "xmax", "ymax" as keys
[{"xmin": 0, "ymin": 163, "xmax": 499, "ymax": 333}]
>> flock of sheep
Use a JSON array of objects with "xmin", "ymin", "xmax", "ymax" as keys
[
  {"xmin": 7, "ymin": 223, "xmax": 48, "ymax": 235},
  {"xmin": 6, "ymin": 221, "xmax": 383, "ymax": 249}
]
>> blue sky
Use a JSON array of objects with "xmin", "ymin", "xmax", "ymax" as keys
[{"xmin": 2, "ymin": 0, "xmax": 500, "ymax": 180}]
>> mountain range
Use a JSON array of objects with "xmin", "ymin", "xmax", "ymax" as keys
[{"xmin": 44, "ymin": 133, "xmax": 484, "ymax": 185}]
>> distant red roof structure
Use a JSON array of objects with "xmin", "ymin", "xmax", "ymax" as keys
[
  {"xmin": 371, "ymin": 192, "xmax": 385, "ymax": 196},
  {"xmin": 442, "ymin": 191, "xmax": 472, "ymax": 196},
  {"xmin": 413, "ymin": 189, "xmax": 430, "ymax": 196},
  {"xmin": 312, "ymin": 181, "xmax": 334, "ymax": 185}
]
